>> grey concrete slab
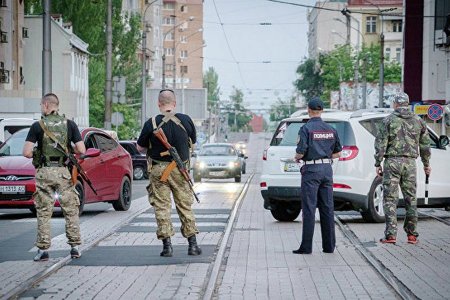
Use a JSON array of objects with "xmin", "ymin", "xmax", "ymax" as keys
[
  {"xmin": 117, "ymin": 225, "xmax": 226, "ymax": 233},
  {"xmin": 68, "ymin": 245, "xmax": 216, "ymax": 266}
]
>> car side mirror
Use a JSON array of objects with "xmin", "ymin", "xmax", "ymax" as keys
[
  {"xmin": 244, "ymin": 155, "xmax": 248, "ymax": 159},
  {"xmin": 80, "ymin": 148, "xmax": 101, "ymax": 159},
  {"xmin": 438, "ymin": 135, "xmax": 449, "ymax": 148}
]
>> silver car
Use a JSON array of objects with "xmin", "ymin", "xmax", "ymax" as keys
[{"xmin": 192, "ymin": 143, "xmax": 243, "ymax": 182}]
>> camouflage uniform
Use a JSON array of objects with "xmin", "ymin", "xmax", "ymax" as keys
[
  {"xmin": 374, "ymin": 105, "xmax": 431, "ymax": 238},
  {"xmin": 148, "ymin": 161, "xmax": 198, "ymax": 239},
  {"xmin": 33, "ymin": 113, "xmax": 81, "ymax": 249}
]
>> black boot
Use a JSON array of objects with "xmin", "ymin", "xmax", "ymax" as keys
[
  {"xmin": 187, "ymin": 235, "xmax": 202, "ymax": 256},
  {"xmin": 160, "ymin": 237, "xmax": 173, "ymax": 257}
]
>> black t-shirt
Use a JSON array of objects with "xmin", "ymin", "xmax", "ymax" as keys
[
  {"xmin": 137, "ymin": 113, "xmax": 196, "ymax": 162},
  {"xmin": 26, "ymin": 118, "xmax": 83, "ymax": 150}
]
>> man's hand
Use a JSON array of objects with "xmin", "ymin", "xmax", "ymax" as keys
[
  {"xmin": 424, "ymin": 166, "xmax": 431, "ymax": 176},
  {"xmin": 294, "ymin": 153, "xmax": 303, "ymax": 163},
  {"xmin": 376, "ymin": 166, "xmax": 383, "ymax": 177}
]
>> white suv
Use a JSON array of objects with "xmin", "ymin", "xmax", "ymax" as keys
[{"xmin": 260, "ymin": 109, "xmax": 450, "ymax": 222}]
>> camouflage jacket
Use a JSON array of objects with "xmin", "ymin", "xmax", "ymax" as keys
[{"xmin": 374, "ymin": 107, "xmax": 431, "ymax": 167}]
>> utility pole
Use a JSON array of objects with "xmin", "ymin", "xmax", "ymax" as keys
[
  {"xmin": 161, "ymin": 54, "xmax": 166, "ymax": 88},
  {"xmin": 104, "ymin": 0, "xmax": 113, "ymax": 130},
  {"xmin": 141, "ymin": 30, "xmax": 147, "ymax": 127},
  {"xmin": 42, "ymin": 0, "xmax": 51, "ymax": 95},
  {"xmin": 379, "ymin": 32, "xmax": 385, "ymax": 108},
  {"xmin": 362, "ymin": 55, "xmax": 367, "ymax": 109}
]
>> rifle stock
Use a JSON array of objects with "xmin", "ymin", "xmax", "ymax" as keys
[{"xmin": 153, "ymin": 128, "xmax": 200, "ymax": 203}]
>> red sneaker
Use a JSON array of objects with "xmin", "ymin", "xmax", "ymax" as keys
[
  {"xmin": 407, "ymin": 235, "xmax": 418, "ymax": 244},
  {"xmin": 380, "ymin": 236, "xmax": 396, "ymax": 244}
]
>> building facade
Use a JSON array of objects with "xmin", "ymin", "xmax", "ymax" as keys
[{"xmin": 162, "ymin": 0, "xmax": 204, "ymax": 89}]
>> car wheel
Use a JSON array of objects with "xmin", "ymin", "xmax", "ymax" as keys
[
  {"xmin": 133, "ymin": 166, "xmax": 145, "ymax": 180},
  {"xmin": 75, "ymin": 181, "xmax": 85, "ymax": 216},
  {"xmin": 234, "ymin": 174, "xmax": 242, "ymax": 183},
  {"xmin": 270, "ymin": 203, "xmax": 301, "ymax": 222},
  {"xmin": 112, "ymin": 177, "xmax": 132, "ymax": 211},
  {"xmin": 361, "ymin": 176, "xmax": 385, "ymax": 223},
  {"xmin": 445, "ymin": 206, "xmax": 450, "ymax": 212},
  {"xmin": 242, "ymin": 163, "xmax": 246, "ymax": 174}
]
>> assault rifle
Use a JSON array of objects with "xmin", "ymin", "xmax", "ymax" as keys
[
  {"xmin": 153, "ymin": 128, "xmax": 200, "ymax": 203},
  {"xmin": 38, "ymin": 120, "xmax": 97, "ymax": 195}
]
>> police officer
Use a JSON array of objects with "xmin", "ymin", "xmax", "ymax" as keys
[
  {"xmin": 293, "ymin": 98, "xmax": 342, "ymax": 254},
  {"xmin": 23, "ymin": 93, "xmax": 86, "ymax": 261},
  {"xmin": 137, "ymin": 89, "xmax": 201, "ymax": 257},
  {"xmin": 375, "ymin": 92, "xmax": 431, "ymax": 244}
]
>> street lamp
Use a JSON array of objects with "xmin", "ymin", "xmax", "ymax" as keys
[
  {"xmin": 141, "ymin": 0, "xmax": 158, "ymax": 127},
  {"xmin": 161, "ymin": 16, "xmax": 195, "ymax": 89}
]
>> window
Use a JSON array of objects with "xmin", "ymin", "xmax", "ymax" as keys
[
  {"xmin": 94, "ymin": 134, "xmax": 117, "ymax": 152},
  {"xmin": 366, "ymin": 16, "xmax": 377, "ymax": 33},
  {"xmin": 180, "ymin": 35, "xmax": 187, "ymax": 43},
  {"xmin": 180, "ymin": 5, "xmax": 188, "ymax": 13},
  {"xmin": 435, "ymin": 0, "xmax": 450, "ymax": 31},
  {"xmin": 359, "ymin": 118, "xmax": 384, "ymax": 137},
  {"xmin": 165, "ymin": 64, "xmax": 174, "ymax": 71},
  {"xmin": 392, "ymin": 20, "xmax": 402, "ymax": 32},
  {"xmin": 395, "ymin": 48, "xmax": 401, "ymax": 62},
  {"xmin": 385, "ymin": 47, "xmax": 391, "ymax": 61},
  {"xmin": 164, "ymin": 48, "xmax": 174, "ymax": 56},
  {"xmin": 163, "ymin": 3, "xmax": 175, "ymax": 10},
  {"xmin": 162, "ymin": 16, "xmax": 175, "ymax": 25},
  {"xmin": 164, "ymin": 31, "xmax": 174, "ymax": 41},
  {"xmin": 180, "ymin": 65, "xmax": 188, "ymax": 74},
  {"xmin": 180, "ymin": 50, "xmax": 188, "ymax": 58},
  {"xmin": 22, "ymin": 27, "xmax": 29, "ymax": 38}
]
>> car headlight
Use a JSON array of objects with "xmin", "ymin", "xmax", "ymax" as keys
[
  {"xmin": 198, "ymin": 162, "xmax": 206, "ymax": 169},
  {"xmin": 228, "ymin": 161, "xmax": 239, "ymax": 169}
]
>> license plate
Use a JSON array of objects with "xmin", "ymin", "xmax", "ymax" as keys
[
  {"xmin": 210, "ymin": 171, "xmax": 226, "ymax": 176},
  {"xmin": 0, "ymin": 185, "xmax": 26, "ymax": 194},
  {"xmin": 284, "ymin": 162, "xmax": 300, "ymax": 172}
]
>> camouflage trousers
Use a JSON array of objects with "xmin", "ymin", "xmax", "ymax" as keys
[
  {"xmin": 383, "ymin": 157, "xmax": 418, "ymax": 238},
  {"xmin": 147, "ymin": 162, "xmax": 199, "ymax": 239},
  {"xmin": 34, "ymin": 167, "xmax": 81, "ymax": 249}
]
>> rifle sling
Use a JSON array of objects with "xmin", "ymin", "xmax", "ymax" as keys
[{"xmin": 38, "ymin": 120, "xmax": 68, "ymax": 154}]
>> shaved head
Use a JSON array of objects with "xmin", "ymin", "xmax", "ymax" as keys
[
  {"xmin": 41, "ymin": 93, "xmax": 59, "ymax": 106},
  {"xmin": 158, "ymin": 90, "xmax": 176, "ymax": 106}
]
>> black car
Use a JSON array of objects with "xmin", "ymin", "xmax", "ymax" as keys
[{"xmin": 119, "ymin": 141, "xmax": 148, "ymax": 180}]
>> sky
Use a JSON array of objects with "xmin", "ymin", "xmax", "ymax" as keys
[{"xmin": 203, "ymin": 0, "xmax": 317, "ymax": 111}]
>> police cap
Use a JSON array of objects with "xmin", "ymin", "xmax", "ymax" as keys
[{"xmin": 308, "ymin": 97, "xmax": 324, "ymax": 111}]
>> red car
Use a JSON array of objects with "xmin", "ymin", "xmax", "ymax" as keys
[{"xmin": 0, "ymin": 127, "xmax": 133, "ymax": 215}]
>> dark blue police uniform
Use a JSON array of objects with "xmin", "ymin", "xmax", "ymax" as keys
[{"xmin": 294, "ymin": 105, "xmax": 342, "ymax": 254}]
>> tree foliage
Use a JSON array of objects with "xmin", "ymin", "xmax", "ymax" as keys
[
  {"xmin": 269, "ymin": 97, "xmax": 296, "ymax": 122},
  {"xmin": 295, "ymin": 44, "xmax": 402, "ymax": 108},
  {"xmin": 203, "ymin": 67, "xmax": 220, "ymax": 111},
  {"xmin": 225, "ymin": 87, "xmax": 252, "ymax": 132},
  {"xmin": 25, "ymin": 0, "xmax": 142, "ymax": 139}
]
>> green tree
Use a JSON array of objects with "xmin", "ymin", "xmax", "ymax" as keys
[
  {"xmin": 226, "ymin": 87, "xmax": 252, "ymax": 132},
  {"xmin": 26, "ymin": 0, "xmax": 142, "ymax": 139},
  {"xmin": 295, "ymin": 58, "xmax": 323, "ymax": 103},
  {"xmin": 269, "ymin": 97, "xmax": 296, "ymax": 122},
  {"xmin": 203, "ymin": 67, "xmax": 220, "ymax": 111}
]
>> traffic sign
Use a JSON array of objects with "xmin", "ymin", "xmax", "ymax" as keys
[
  {"xmin": 111, "ymin": 112, "xmax": 124, "ymax": 126},
  {"xmin": 414, "ymin": 105, "xmax": 429, "ymax": 115},
  {"xmin": 427, "ymin": 104, "xmax": 443, "ymax": 121}
]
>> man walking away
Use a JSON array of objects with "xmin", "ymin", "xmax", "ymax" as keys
[
  {"xmin": 137, "ymin": 89, "xmax": 201, "ymax": 257},
  {"xmin": 375, "ymin": 92, "xmax": 431, "ymax": 245},
  {"xmin": 23, "ymin": 93, "xmax": 86, "ymax": 261}
]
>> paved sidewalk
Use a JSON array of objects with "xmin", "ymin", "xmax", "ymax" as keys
[{"xmin": 214, "ymin": 175, "xmax": 398, "ymax": 300}]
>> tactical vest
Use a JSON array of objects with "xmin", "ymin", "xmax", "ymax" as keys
[{"xmin": 41, "ymin": 113, "xmax": 68, "ymax": 166}]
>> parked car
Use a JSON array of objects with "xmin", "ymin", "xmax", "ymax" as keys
[
  {"xmin": 236, "ymin": 149, "xmax": 247, "ymax": 174},
  {"xmin": 0, "ymin": 118, "xmax": 35, "ymax": 144},
  {"xmin": 193, "ymin": 143, "xmax": 244, "ymax": 182},
  {"xmin": 120, "ymin": 140, "xmax": 148, "ymax": 180},
  {"xmin": 235, "ymin": 141, "xmax": 247, "ymax": 155},
  {"xmin": 0, "ymin": 127, "xmax": 133, "ymax": 215},
  {"xmin": 260, "ymin": 109, "xmax": 450, "ymax": 222}
]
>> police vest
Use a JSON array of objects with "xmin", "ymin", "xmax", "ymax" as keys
[{"xmin": 41, "ymin": 113, "xmax": 68, "ymax": 164}]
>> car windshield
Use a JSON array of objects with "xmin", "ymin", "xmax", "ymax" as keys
[
  {"xmin": 0, "ymin": 128, "xmax": 29, "ymax": 156},
  {"xmin": 271, "ymin": 120, "xmax": 356, "ymax": 146},
  {"xmin": 200, "ymin": 145, "xmax": 236, "ymax": 156}
]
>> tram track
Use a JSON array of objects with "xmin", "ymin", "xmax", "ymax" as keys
[
  {"xmin": 419, "ymin": 210, "xmax": 450, "ymax": 226},
  {"xmin": 335, "ymin": 214, "xmax": 418, "ymax": 300}
]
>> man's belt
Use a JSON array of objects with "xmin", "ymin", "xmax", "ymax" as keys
[{"xmin": 304, "ymin": 158, "xmax": 332, "ymax": 165}]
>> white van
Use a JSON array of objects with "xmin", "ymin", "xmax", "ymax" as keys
[{"xmin": 0, "ymin": 118, "xmax": 36, "ymax": 144}]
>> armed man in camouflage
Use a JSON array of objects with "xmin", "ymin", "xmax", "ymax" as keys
[
  {"xmin": 137, "ymin": 89, "xmax": 201, "ymax": 257},
  {"xmin": 23, "ymin": 93, "xmax": 86, "ymax": 261},
  {"xmin": 374, "ymin": 92, "xmax": 431, "ymax": 245}
]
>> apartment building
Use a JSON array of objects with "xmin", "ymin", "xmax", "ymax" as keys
[{"xmin": 161, "ymin": 0, "xmax": 204, "ymax": 89}]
